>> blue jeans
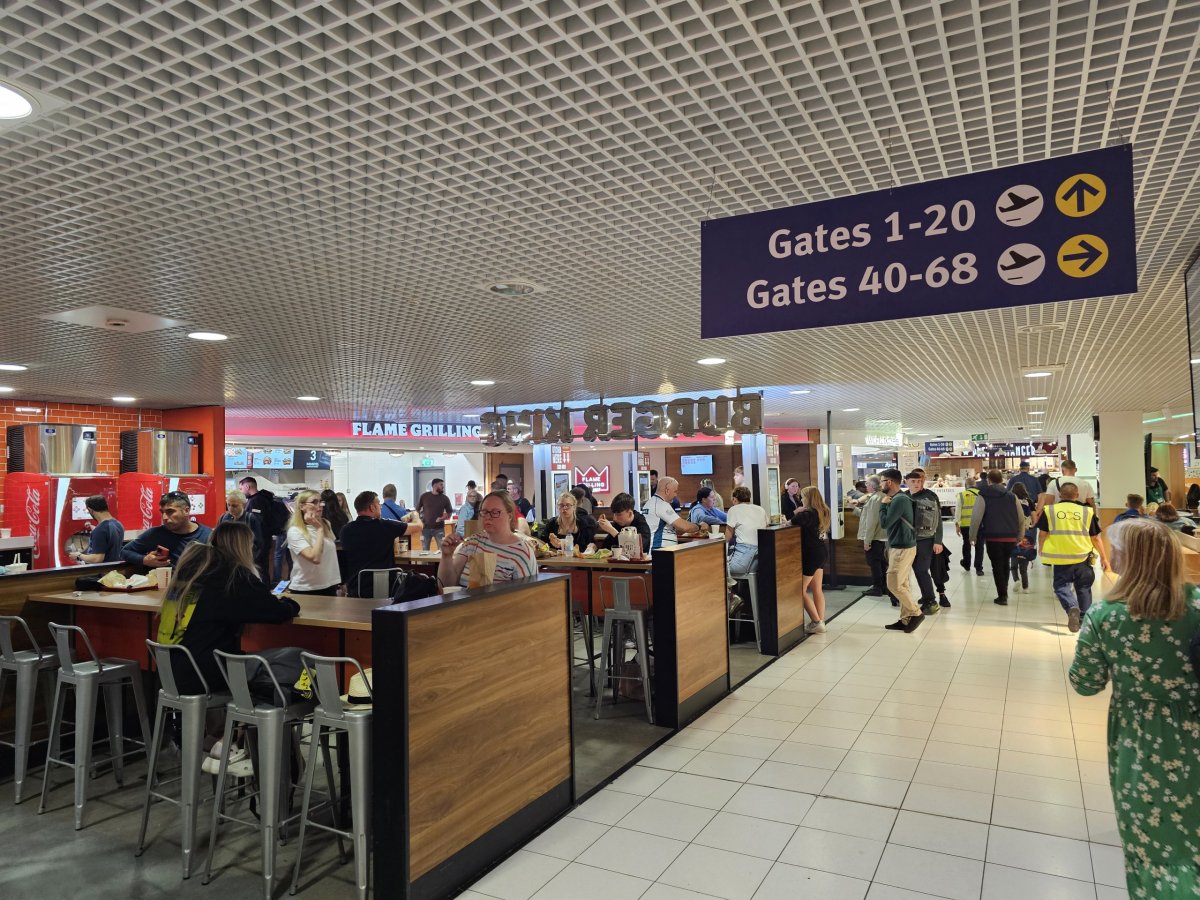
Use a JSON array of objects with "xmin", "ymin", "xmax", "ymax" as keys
[
  {"xmin": 728, "ymin": 543, "xmax": 758, "ymax": 577},
  {"xmin": 421, "ymin": 526, "xmax": 440, "ymax": 550},
  {"xmin": 1052, "ymin": 562, "xmax": 1094, "ymax": 613}
]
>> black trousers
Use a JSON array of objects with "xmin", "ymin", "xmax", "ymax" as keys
[
  {"xmin": 960, "ymin": 528, "xmax": 986, "ymax": 572},
  {"xmin": 865, "ymin": 540, "xmax": 889, "ymax": 593},
  {"xmin": 986, "ymin": 541, "xmax": 1014, "ymax": 600},
  {"xmin": 913, "ymin": 538, "xmax": 936, "ymax": 603}
]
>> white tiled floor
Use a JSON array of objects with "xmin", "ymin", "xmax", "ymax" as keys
[{"xmin": 468, "ymin": 550, "xmax": 1130, "ymax": 900}]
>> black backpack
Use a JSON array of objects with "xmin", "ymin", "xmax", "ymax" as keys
[
  {"xmin": 912, "ymin": 493, "xmax": 940, "ymax": 540},
  {"xmin": 390, "ymin": 570, "xmax": 442, "ymax": 604},
  {"xmin": 266, "ymin": 498, "xmax": 291, "ymax": 536}
]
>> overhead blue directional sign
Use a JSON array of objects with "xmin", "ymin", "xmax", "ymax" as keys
[{"xmin": 700, "ymin": 145, "xmax": 1137, "ymax": 337}]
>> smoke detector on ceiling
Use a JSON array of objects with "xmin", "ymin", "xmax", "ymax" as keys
[{"xmin": 41, "ymin": 305, "xmax": 184, "ymax": 334}]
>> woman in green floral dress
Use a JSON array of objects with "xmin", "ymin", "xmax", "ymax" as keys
[{"xmin": 1069, "ymin": 517, "xmax": 1200, "ymax": 898}]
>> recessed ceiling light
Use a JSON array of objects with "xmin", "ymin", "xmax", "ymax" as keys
[
  {"xmin": 1171, "ymin": 412, "xmax": 1193, "ymax": 418},
  {"xmin": 187, "ymin": 331, "xmax": 227, "ymax": 341},
  {"xmin": 0, "ymin": 386, "xmax": 12, "ymax": 393},
  {"xmin": 487, "ymin": 281, "xmax": 538, "ymax": 297},
  {"xmin": 296, "ymin": 395, "xmax": 320, "ymax": 401},
  {"xmin": 916, "ymin": 433, "xmax": 931, "ymax": 436},
  {"xmin": 1027, "ymin": 396, "xmax": 1048, "ymax": 401},
  {"xmin": 111, "ymin": 396, "xmax": 136, "ymax": 402},
  {"xmin": 463, "ymin": 414, "xmax": 480, "ymax": 418},
  {"xmin": 789, "ymin": 390, "xmax": 811, "ymax": 395},
  {"xmin": 0, "ymin": 84, "xmax": 34, "ymax": 119},
  {"xmin": 1177, "ymin": 434, "xmax": 1194, "ymax": 439},
  {"xmin": 842, "ymin": 407, "xmax": 860, "ymax": 412},
  {"xmin": 470, "ymin": 379, "xmax": 495, "ymax": 386},
  {"xmin": 1028, "ymin": 412, "xmax": 1045, "ymax": 417},
  {"xmin": 696, "ymin": 357, "xmax": 726, "ymax": 365},
  {"xmin": 1192, "ymin": 359, "xmax": 1200, "ymax": 365},
  {"xmin": 0, "ymin": 363, "xmax": 28, "ymax": 371},
  {"xmin": 1024, "ymin": 371, "xmax": 1052, "ymax": 378}
]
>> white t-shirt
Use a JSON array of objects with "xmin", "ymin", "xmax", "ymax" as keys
[
  {"xmin": 1048, "ymin": 476, "xmax": 1095, "ymax": 505},
  {"xmin": 286, "ymin": 524, "xmax": 342, "ymax": 591},
  {"xmin": 725, "ymin": 503, "xmax": 769, "ymax": 547},
  {"xmin": 645, "ymin": 495, "xmax": 684, "ymax": 550}
]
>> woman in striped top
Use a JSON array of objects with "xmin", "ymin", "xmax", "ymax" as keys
[{"xmin": 438, "ymin": 490, "xmax": 538, "ymax": 588}]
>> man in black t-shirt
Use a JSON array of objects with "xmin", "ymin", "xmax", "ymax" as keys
[
  {"xmin": 341, "ymin": 490, "xmax": 411, "ymax": 596},
  {"xmin": 510, "ymin": 481, "xmax": 533, "ymax": 519}
]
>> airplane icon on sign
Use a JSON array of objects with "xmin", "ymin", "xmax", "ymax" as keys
[
  {"xmin": 998, "ymin": 191, "xmax": 1039, "ymax": 214},
  {"xmin": 1000, "ymin": 249, "xmax": 1042, "ymax": 271}
]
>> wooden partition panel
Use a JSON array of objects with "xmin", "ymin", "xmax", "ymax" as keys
[
  {"xmin": 756, "ymin": 526, "xmax": 806, "ymax": 655},
  {"xmin": 652, "ymin": 539, "xmax": 730, "ymax": 727},
  {"xmin": 831, "ymin": 507, "xmax": 872, "ymax": 583},
  {"xmin": 372, "ymin": 574, "xmax": 573, "ymax": 900}
]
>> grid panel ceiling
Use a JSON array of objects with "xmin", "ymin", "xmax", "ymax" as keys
[{"xmin": 1, "ymin": 0, "xmax": 1198, "ymax": 438}]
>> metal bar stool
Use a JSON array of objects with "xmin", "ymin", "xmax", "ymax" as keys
[
  {"xmin": 355, "ymin": 568, "xmax": 401, "ymax": 599},
  {"xmin": 290, "ymin": 652, "xmax": 372, "ymax": 900},
  {"xmin": 38, "ymin": 622, "xmax": 152, "ymax": 830},
  {"xmin": 0, "ymin": 615, "xmax": 60, "ymax": 804},
  {"xmin": 730, "ymin": 571, "xmax": 763, "ymax": 653},
  {"xmin": 202, "ymin": 650, "xmax": 315, "ymax": 900},
  {"xmin": 593, "ymin": 575, "xmax": 654, "ymax": 724},
  {"xmin": 135, "ymin": 640, "xmax": 232, "ymax": 878}
]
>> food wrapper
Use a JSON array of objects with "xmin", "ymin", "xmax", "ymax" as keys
[
  {"xmin": 127, "ymin": 574, "xmax": 151, "ymax": 589},
  {"xmin": 99, "ymin": 570, "xmax": 128, "ymax": 588},
  {"xmin": 467, "ymin": 550, "xmax": 497, "ymax": 588}
]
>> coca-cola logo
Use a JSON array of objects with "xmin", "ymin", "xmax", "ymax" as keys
[
  {"xmin": 24, "ymin": 487, "xmax": 41, "ymax": 560},
  {"xmin": 139, "ymin": 485, "xmax": 156, "ymax": 527}
]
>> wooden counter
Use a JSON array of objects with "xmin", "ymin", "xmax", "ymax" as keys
[
  {"xmin": 831, "ymin": 506, "xmax": 872, "ymax": 584},
  {"xmin": 650, "ymin": 538, "xmax": 730, "ymax": 728},
  {"xmin": 754, "ymin": 526, "xmax": 807, "ymax": 656},
  {"xmin": 372, "ymin": 574, "xmax": 572, "ymax": 900}
]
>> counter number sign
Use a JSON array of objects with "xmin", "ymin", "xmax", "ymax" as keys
[{"xmin": 701, "ymin": 145, "xmax": 1137, "ymax": 337}]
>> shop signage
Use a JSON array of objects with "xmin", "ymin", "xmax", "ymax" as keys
[
  {"xmin": 701, "ymin": 145, "xmax": 1137, "ymax": 336},
  {"xmin": 297, "ymin": 449, "xmax": 332, "ymax": 470},
  {"xmin": 350, "ymin": 421, "xmax": 483, "ymax": 439},
  {"xmin": 573, "ymin": 465, "xmax": 610, "ymax": 493},
  {"xmin": 479, "ymin": 395, "xmax": 763, "ymax": 446},
  {"xmin": 637, "ymin": 451, "xmax": 650, "ymax": 470},
  {"xmin": 551, "ymin": 445, "xmax": 571, "ymax": 470},
  {"xmin": 968, "ymin": 441, "xmax": 1060, "ymax": 457},
  {"xmin": 766, "ymin": 434, "xmax": 779, "ymax": 465},
  {"xmin": 925, "ymin": 441, "xmax": 955, "ymax": 454}
]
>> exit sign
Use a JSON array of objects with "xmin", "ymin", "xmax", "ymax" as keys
[
  {"xmin": 970, "ymin": 433, "xmax": 987, "ymax": 442},
  {"xmin": 420, "ymin": 457, "xmax": 434, "ymax": 466}
]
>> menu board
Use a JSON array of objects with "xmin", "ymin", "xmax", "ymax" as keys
[
  {"xmin": 251, "ymin": 448, "xmax": 294, "ymax": 469},
  {"xmin": 224, "ymin": 447, "xmax": 249, "ymax": 469}
]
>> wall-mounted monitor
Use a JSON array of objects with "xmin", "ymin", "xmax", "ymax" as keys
[{"xmin": 679, "ymin": 454, "xmax": 714, "ymax": 475}]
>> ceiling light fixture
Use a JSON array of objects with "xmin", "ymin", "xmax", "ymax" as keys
[
  {"xmin": 696, "ymin": 357, "xmax": 726, "ymax": 365},
  {"xmin": 0, "ymin": 386, "xmax": 13, "ymax": 393},
  {"xmin": 187, "ymin": 331, "xmax": 227, "ymax": 341},
  {"xmin": 111, "ymin": 396, "xmax": 136, "ymax": 402},
  {"xmin": 470, "ymin": 379, "xmax": 495, "ymax": 387},
  {"xmin": 789, "ymin": 390, "xmax": 811, "ymax": 395},
  {"xmin": 0, "ymin": 363, "xmax": 28, "ymax": 371},
  {"xmin": 0, "ymin": 84, "xmax": 34, "ymax": 119},
  {"xmin": 1027, "ymin": 396, "xmax": 1048, "ymax": 401},
  {"xmin": 1192, "ymin": 359, "xmax": 1200, "ymax": 365},
  {"xmin": 487, "ymin": 281, "xmax": 538, "ymax": 297},
  {"xmin": 296, "ymin": 395, "xmax": 320, "ymax": 401},
  {"xmin": 463, "ymin": 414, "xmax": 480, "ymax": 418},
  {"xmin": 1024, "ymin": 371, "xmax": 1053, "ymax": 378},
  {"xmin": 1028, "ymin": 412, "xmax": 1045, "ymax": 417},
  {"xmin": 842, "ymin": 407, "xmax": 860, "ymax": 412},
  {"xmin": 1177, "ymin": 434, "xmax": 1194, "ymax": 439},
  {"xmin": 1172, "ymin": 412, "xmax": 1193, "ymax": 418},
  {"xmin": 1143, "ymin": 416, "xmax": 1167, "ymax": 424},
  {"xmin": 916, "ymin": 433, "xmax": 931, "ymax": 436}
]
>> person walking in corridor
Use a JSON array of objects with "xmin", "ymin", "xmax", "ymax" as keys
[
  {"xmin": 955, "ymin": 475, "xmax": 984, "ymax": 576},
  {"xmin": 878, "ymin": 468, "xmax": 922, "ymax": 632},
  {"xmin": 968, "ymin": 469, "xmax": 1025, "ymax": 606},
  {"xmin": 1038, "ymin": 482, "xmax": 1110, "ymax": 632}
]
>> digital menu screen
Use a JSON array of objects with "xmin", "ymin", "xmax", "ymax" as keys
[
  {"xmin": 251, "ymin": 449, "xmax": 294, "ymax": 469},
  {"xmin": 224, "ymin": 447, "xmax": 249, "ymax": 469}
]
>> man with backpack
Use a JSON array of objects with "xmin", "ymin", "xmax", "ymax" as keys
[
  {"xmin": 905, "ymin": 470, "xmax": 946, "ymax": 615},
  {"xmin": 969, "ymin": 469, "xmax": 1027, "ymax": 606},
  {"xmin": 239, "ymin": 476, "xmax": 290, "ymax": 579}
]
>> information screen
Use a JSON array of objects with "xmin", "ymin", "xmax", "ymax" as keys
[
  {"xmin": 680, "ymin": 454, "xmax": 714, "ymax": 475},
  {"xmin": 251, "ymin": 449, "xmax": 294, "ymax": 469}
]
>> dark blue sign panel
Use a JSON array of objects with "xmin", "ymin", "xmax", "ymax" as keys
[
  {"xmin": 701, "ymin": 146, "xmax": 1137, "ymax": 337},
  {"xmin": 295, "ymin": 449, "xmax": 332, "ymax": 470},
  {"xmin": 925, "ymin": 441, "xmax": 955, "ymax": 455}
]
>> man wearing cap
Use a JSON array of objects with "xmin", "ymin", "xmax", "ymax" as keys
[
  {"xmin": 1007, "ymin": 461, "xmax": 1043, "ymax": 500},
  {"xmin": 1037, "ymin": 482, "xmax": 1110, "ymax": 633},
  {"xmin": 121, "ymin": 491, "xmax": 213, "ymax": 567}
]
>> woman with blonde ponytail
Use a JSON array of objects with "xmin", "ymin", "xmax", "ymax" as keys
[
  {"xmin": 792, "ymin": 485, "xmax": 830, "ymax": 634},
  {"xmin": 1070, "ymin": 517, "xmax": 1200, "ymax": 897}
]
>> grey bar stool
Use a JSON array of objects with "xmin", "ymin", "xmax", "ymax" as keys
[
  {"xmin": 593, "ymin": 575, "xmax": 654, "ymax": 724},
  {"xmin": 355, "ymin": 567, "xmax": 400, "ymax": 599},
  {"xmin": 202, "ymin": 650, "xmax": 315, "ymax": 900},
  {"xmin": 38, "ymin": 622, "xmax": 152, "ymax": 830},
  {"xmin": 730, "ymin": 571, "xmax": 763, "ymax": 652},
  {"xmin": 290, "ymin": 652, "xmax": 372, "ymax": 900},
  {"xmin": 135, "ymin": 640, "xmax": 232, "ymax": 878},
  {"xmin": 0, "ymin": 615, "xmax": 60, "ymax": 803}
]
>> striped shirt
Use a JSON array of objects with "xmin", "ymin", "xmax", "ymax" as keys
[{"xmin": 454, "ymin": 532, "xmax": 539, "ymax": 587}]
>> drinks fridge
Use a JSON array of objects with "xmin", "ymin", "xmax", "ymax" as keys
[
  {"xmin": 117, "ymin": 429, "xmax": 217, "ymax": 531},
  {"xmin": 4, "ymin": 423, "xmax": 117, "ymax": 569}
]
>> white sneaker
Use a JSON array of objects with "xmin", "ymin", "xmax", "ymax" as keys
[
  {"xmin": 805, "ymin": 621, "xmax": 826, "ymax": 634},
  {"xmin": 201, "ymin": 746, "xmax": 247, "ymax": 775}
]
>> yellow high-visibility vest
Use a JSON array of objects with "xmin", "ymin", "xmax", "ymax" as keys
[
  {"xmin": 957, "ymin": 488, "xmax": 979, "ymax": 528},
  {"xmin": 1040, "ymin": 502, "xmax": 1095, "ymax": 566}
]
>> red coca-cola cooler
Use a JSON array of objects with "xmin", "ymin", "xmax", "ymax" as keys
[
  {"xmin": 117, "ymin": 429, "xmax": 217, "ymax": 530},
  {"xmin": 4, "ymin": 424, "xmax": 118, "ymax": 569}
]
